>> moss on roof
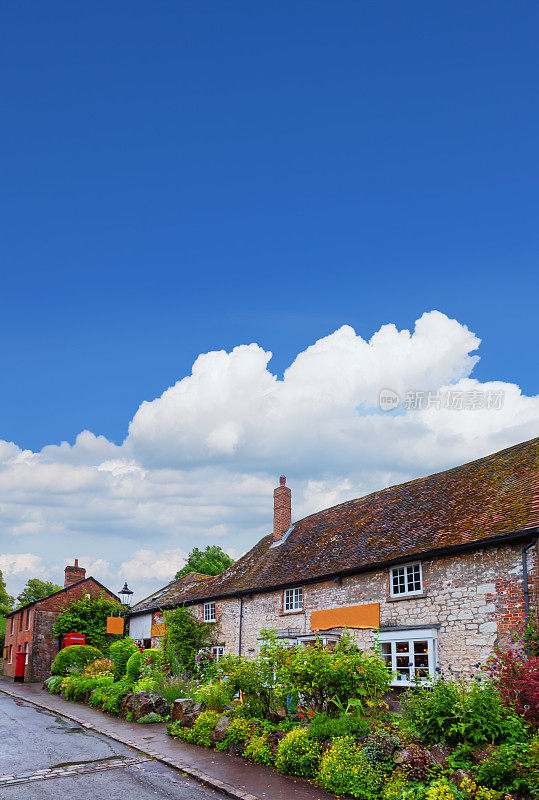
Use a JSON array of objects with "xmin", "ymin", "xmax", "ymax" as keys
[{"xmin": 131, "ymin": 437, "xmax": 538, "ymax": 611}]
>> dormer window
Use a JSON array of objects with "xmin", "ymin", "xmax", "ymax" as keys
[
  {"xmin": 390, "ymin": 562, "xmax": 423, "ymax": 597},
  {"xmin": 203, "ymin": 602, "xmax": 216, "ymax": 622}
]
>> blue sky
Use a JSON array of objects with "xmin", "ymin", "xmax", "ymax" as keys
[
  {"xmin": 1, "ymin": 2, "xmax": 538, "ymax": 599},
  {"xmin": 1, "ymin": 1, "xmax": 537, "ymax": 451}
]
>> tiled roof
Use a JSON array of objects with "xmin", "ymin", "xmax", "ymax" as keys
[
  {"xmin": 130, "ymin": 572, "xmax": 212, "ymax": 615},
  {"xmin": 6, "ymin": 577, "xmax": 119, "ymax": 617},
  {"xmin": 132, "ymin": 437, "xmax": 539, "ymax": 611}
]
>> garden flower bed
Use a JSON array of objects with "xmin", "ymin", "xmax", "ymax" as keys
[{"xmin": 43, "ymin": 619, "xmax": 539, "ymax": 800}]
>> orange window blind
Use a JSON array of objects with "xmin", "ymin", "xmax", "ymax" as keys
[
  {"xmin": 151, "ymin": 623, "xmax": 167, "ymax": 637},
  {"xmin": 311, "ymin": 603, "xmax": 380, "ymax": 631}
]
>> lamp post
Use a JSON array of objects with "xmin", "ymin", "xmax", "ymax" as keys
[{"xmin": 118, "ymin": 582, "xmax": 133, "ymax": 607}]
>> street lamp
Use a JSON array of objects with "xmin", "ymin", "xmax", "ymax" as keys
[{"xmin": 118, "ymin": 582, "xmax": 133, "ymax": 607}]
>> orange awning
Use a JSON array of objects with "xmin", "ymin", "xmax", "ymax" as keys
[{"xmin": 311, "ymin": 603, "xmax": 380, "ymax": 631}]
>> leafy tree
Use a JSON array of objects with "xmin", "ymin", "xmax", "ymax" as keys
[
  {"xmin": 164, "ymin": 606, "xmax": 212, "ymax": 672},
  {"xmin": 16, "ymin": 578, "xmax": 62, "ymax": 608},
  {"xmin": 52, "ymin": 593, "xmax": 121, "ymax": 655},
  {"xmin": 175, "ymin": 545, "xmax": 234, "ymax": 580},
  {"xmin": 0, "ymin": 570, "xmax": 14, "ymax": 616}
]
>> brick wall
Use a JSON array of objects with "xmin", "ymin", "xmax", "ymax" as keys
[
  {"xmin": 180, "ymin": 541, "xmax": 537, "ymax": 680},
  {"xmin": 3, "ymin": 578, "xmax": 118, "ymax": 682}
]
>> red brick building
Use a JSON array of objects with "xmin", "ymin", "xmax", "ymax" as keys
[{"xmin": 3, "ymin": 560, "xmax": 118, "ymax": 682}]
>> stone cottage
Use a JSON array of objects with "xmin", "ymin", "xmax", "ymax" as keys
[
  {"xmin": 3, "ymin": 560, "xmax": 119, "ymax": 682},
  {"xmin": 128, "ymin": 437, "xmax": 538, "ymax": 684}
]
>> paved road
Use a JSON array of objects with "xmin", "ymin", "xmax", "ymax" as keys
[{"xmin": 0, "ymin": 692, "xmax": 229, "ymax": 799}]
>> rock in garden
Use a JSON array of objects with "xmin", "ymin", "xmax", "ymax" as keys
[
  {"xmin": 451, "ymin": 769, "xmax": 474, "ymax": 787},
  {"xmin": 171, "ymin": 698, "xmax": 205, "ymax": 723},
  {"xmin": 429, "ymin": 743, "xmax": 451, "ymax": 764},
  {"xmin": 393, "ymin": 749, "xmax": 410, "ymax": 765},
  {"xmin": 227, "ymin": 741, "xmax": 245, "ymax": 757},
  {"xmin": 122, "ymin": 691, "xmax": 170, "ymax": 722},
  {"xmin": 212, "ymin": 715, "xmax": 231, "ymax": 743}
]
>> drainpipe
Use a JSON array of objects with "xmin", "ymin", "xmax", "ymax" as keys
[
  {"xmin": 238, "ymin": 596, "xmax": 244, "ymax": 657},
  {"xmin": 522, "ymin": 538, "xmax": 537, "ymax": 623}
]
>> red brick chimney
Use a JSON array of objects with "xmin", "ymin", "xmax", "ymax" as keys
[
  {"xmin": 64, "ymin": 559, "xmax": 86, "ymax": 587},
  {"xmin": 273, "ymin": 476, "xmax": 291, "ymax": 542}
]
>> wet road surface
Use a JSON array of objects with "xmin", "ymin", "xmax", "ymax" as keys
[{"xmin": 0, "ymin": 692, "xmax": 229, "ymax": 799}]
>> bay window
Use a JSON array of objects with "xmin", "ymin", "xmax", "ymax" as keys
[{"xmin": 379, "ymin": 628, "xmax": 438, "ymax": 685}]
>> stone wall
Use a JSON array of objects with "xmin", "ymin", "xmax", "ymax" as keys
[
  {"xmin": 29, "ymin": 611, "xmax": 60, "ymax": 682},
  {"xmin": 185, "ymin": 540, "xmax": 537, "ymax": 679}
]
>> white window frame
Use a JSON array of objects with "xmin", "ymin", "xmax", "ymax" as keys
[
  {"xmin": 390, "ymin": 561, "xmax": 423, "ymax": 597},
  {"xmin": 203, "ymin": 602, "xmax": 216, "ymax": 622},
  {"xmin": 211, "ymin": 645, "xmax": 224, "ymax": 661},
  {"xmin": 24, "ymin": 642, "xmax": 29, "ymax": 665},
  {"xmin": 8, "ymin": 645, "xmax": 13, "ymax": 663},
  {"xmin": 283, "ymin": 587, "xmax": 303, "ymax": 613},
  {"xmin": 379, "ymin": 628, "xmax": 438, "ymax": 686},
  {"xmin": 25, "ymin": 609, "xmax": 31, "ymax": 631},
  {"xmin": 10, "ymin": 617, "xmax": 14, "ymax": 635}
]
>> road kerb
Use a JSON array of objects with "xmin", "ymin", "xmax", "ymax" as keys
[{"xmin": 0, "ymin": 685, "xmax": 260, "ymax": 800}]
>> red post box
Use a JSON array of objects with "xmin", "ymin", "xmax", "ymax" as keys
[
  {"xmin": 61, "ymin": 633, "xmax": 86, "ymax": 649},
  {"xmin": 14, "ymin": 651, "xmax": 26, "ymax": 683}
]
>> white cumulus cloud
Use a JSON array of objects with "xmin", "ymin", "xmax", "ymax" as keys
[{"xmin": 0, "ymin": 310, "xmax": 537, "ymax": 601}]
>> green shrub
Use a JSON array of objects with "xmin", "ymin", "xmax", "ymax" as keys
[
  {"xmin": 424, "ymin": 777, "xmax": 460, "ymax": 800},
  {"xmin": 137, "ymin": 712, "xmax": 168, "ymax": 723},
  {"xmin": 164, "ymin": 606, "xmax": 212, "ymax": 673},
  {"xmin": 61, "ymin": 673, "xmax": 113, "ymax": 701},
  {"xmin": 401, "ymin": 678, "xmax": 526, "ymax": 745},
  {"xmin": 275, "ymin": 727, "xmax": 322, "ymax": 778},
  {"xmin": 214, "ymin": 716, "xmax": 257, "ymax": 751},
  {"xmin": 243, "ymin": 734, "xmax": 275, "ymax": 766},
  {"xmin": 132, "ymin": 676, "xmax": 159, "ymax": 693},
  {"xmin": 361, "ymin": 730, "xmax": 401, "ymax": 767},
  {"xmin": 279, "ymin": 634, "xmax": 391, "ymax": 714},
  {"xmin": 126, "ymin": 648, "xmax": 163, "ymax": 681},
  {"xmin": 194, "ymin": 682, "xmax": 230, "ymax": 712},
  {"xmin": 307, "ymin": 710, "xmax": 372, "ymax": 741},
  {"xmin": 51, "ymin": 645, "xmax": 103, "ymax": 676},
  {"xmin": 109, "ymin": 638, "xmax": 138, "ymax": 681},
  {"xmin": 476, "ymin": 735, "xmax": 539, "ymax": 796},
  {"xmin": 88, "ymin": 678, "xmax": 133, "ymax": 714},
  {"xmin": 83, "ymin": 658, "xmax": 113, "ymax": 676},
  {"xmin": 168, "ymin": 710, "xmax": 220, "ymax": 746},
  {"xmin": 216, "ymin": 655, "xmax": 274, "ymax": 718},
  {"xmin": 316, "ymin": 735, "xmax": 386, "ymax": 799},
  {"xmin": 157, "ymin": 675, "xmax": 198, "ymax": 704},
  {"xmin": 44, "ymin": 675, "xmax": 64, "ymax": 694}
]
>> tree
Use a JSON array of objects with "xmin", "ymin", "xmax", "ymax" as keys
[
  {"xmin": 175, "ymin": 545, "xmax": 234, "ymax": 580},
  {"xmin": 52, "ymin": 594, "xmax": 121, "ymax": 654},
  {"xmin": 16, "ymin": 578, "xmax": 62, "ymax": 608},
  {"xmin": 163, "ymin": 606, "xmax": 212, "ymax": 672},
  {"xmin": 0, "ymin": 570, "xmax": 14, "ymax": 617}
]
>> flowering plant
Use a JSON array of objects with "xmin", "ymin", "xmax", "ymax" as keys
[{"xmin": 485, "ymin": 647, "xmax": 539, "ymax": 725}]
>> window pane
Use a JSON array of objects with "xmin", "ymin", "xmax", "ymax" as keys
[{"xmin": 396, "ymin": 641, "xmax": 409, "ymax": 653}]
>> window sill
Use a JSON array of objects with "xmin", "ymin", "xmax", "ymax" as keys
[
  {"xmin": 280, "ymin": 609, "xmax": 304, "ymax": 616},
  {"xmin": 387, "ymin": 592, "xmax": 427, "ymax": 603}
]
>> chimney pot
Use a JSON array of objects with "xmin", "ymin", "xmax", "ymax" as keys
[
  {"xmin": 273, "ymin": 476, "xmax": 291, "ymax": 542},
  {"xmin": 64, "ymin": 559, "xmax": 86, "ymax": 588}
]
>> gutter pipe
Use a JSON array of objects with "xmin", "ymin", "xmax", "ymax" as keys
[{"xmin": 522, "ymin": 537, "xmax": 538, "ymax": 623}]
